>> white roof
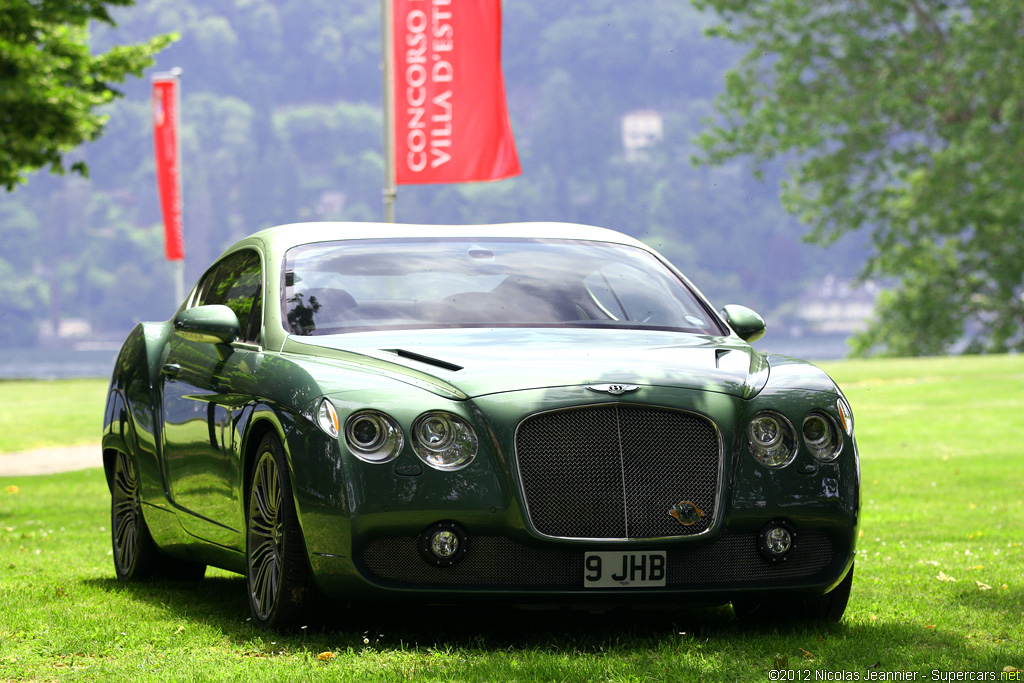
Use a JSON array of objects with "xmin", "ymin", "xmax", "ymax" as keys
[{"xmin": 248, "ymin": 221, "xmax": 650, "ymax": 251}]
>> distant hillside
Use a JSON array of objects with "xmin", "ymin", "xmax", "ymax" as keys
[{"xmin": 0, "ymin": 0, "xmax": 867, "ymax": 347}]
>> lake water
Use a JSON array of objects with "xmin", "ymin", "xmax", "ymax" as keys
[{"xmin": 0, "ymin": 347, "xmax": 119, "ymax": 380}]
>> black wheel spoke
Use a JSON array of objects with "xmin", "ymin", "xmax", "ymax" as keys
[
  {"xmin": 114, "ymin": 517, "xmax": 135, "ymax": 568},
  {"xmin": 250, "ymin": 539, "xmax": 279, "ymax": 615},
  {"xmin": 253, "ymin": 481, "xmax": 276, "ymax": 527},
  {"xmin": 249, "ymin": 516, "xmax": 275, "ymax": 538}
]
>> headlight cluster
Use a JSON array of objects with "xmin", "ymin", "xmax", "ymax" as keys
[
  {"xmin": 317, "ymin": 399, "xmax": 478, "ymax": 471},
  {"xmin": 802, "ymin": 412, "xmax": 842, "ymax": 461},
  {"xmin": 747, "ymin": 407, "xmax": 846, "ymax": 467},
  {"xmin": 746, "ymin": 412, "xmax": 798, "ymax": 467},
  {"xmin": 345, "ymin": 410, "xmax": 404, "ymax": 463},
  {"xmin": 412, "ymin": 412, "xmax": 478, "ymax": 471}
]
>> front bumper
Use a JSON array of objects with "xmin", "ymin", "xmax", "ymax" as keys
[
  {"xmin": 290, "ymin": 384, "xmax": 859, "ymax": 604},
  {"xmin": 307, "ymin": 522, "xmax": 855, "ymax": 605}
]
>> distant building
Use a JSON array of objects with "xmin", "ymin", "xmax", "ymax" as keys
[
  {"xmin": 796, "ymin": 276, "xmax": 880, "ymax": 334},
  {"xmin": 621, "ymin": 110, "xmax": 663, "ymax": 160},
  {"xmin": 39, "ymin": 318, "xmax": 92, "ymax": 341},
  {"xmin": 316, "ymin": 191, "xmax": 346, "ymax": 217}
]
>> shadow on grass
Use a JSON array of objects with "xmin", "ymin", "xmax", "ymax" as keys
[
  {"xmin": 85, "ymin": 573, "xmax": 745, "ymax": 644},
  {"xmin": 84, "ymin": 575, "xmax": 252, "ymax": 627},
  {"xmin": 80, "ymin": 573, "xmax": 962, "ymax": 658},
  {"xmin": 79, "ymin": 574, "xmax": 995, "ymax": 674}
]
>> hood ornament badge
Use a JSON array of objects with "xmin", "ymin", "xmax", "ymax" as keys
[
  {"xmin": 586, "ymin": 383, "xmax": 640, "ymax": 396},
  {"xmin": 669, "ymin": 501, "xmax": 704, "ymax": 526}
]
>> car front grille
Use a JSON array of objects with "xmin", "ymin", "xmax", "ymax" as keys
[
  {"xmin": 514, "ymin": 405, "xmax": 720, "ymax": 539},
  {"xmin": 361, "ymin": 534, "xmax": 834, "ymax": 588}
]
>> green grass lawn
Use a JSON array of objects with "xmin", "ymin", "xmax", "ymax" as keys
[
  {"xmin": 0, "ymin": 379, "xmax": 108, "ymax": 452},
  {"xmin": 1, "ymin": 356, "xmax": 1022, "ymax": 681}
]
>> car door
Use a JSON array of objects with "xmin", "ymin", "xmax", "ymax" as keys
[{"xmin": 160, "ymin": 249, "xmax": 264, "ymax": 549}]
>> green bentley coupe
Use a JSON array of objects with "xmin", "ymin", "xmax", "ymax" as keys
[{"xmin": 102, "ymin": 222, "xmax": 858, "ymax": 629}]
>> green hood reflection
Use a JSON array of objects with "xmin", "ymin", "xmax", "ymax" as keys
[{"xmin": 290, "ymin": 328, "xmax": 769, "ymax": 399}]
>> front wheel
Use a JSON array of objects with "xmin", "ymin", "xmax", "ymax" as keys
[
  {"xmin": 733, "ymin": 563, "xmax": 854, "ymax": 623},
  {"xmin": 246, "ymin": 434, "xmax": 315, "ymax": 630}
]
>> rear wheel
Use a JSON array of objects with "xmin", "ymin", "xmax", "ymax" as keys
[
  {"xmin": 111, "ymin": 451, "xmax": 159, "ymax": 581},
  {"xmin": 111, "ymin": 451, "xmax": 206, "ymax": 581},
  {"xmin": 733, "ymin": 563, "xmax": 854, "ymax": 623},
  {"xmin": 246, "ymin": 434, "xmax": 315, "ymax": 630}
]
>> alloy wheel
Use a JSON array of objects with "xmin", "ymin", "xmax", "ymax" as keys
[
  {"xmin": 112, "ymin": 451, "xmax": 142, "ymax": 575},
  {"xmin": 247, "ymin": 450, "xmax": 284, "ymax": 621}
]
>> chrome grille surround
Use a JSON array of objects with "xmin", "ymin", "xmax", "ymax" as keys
[{"xmin": 514, "ymin": 404, "xmax": 722, "ymax": 540}]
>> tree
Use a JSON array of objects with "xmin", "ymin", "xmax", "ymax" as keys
[
  {"xmin": 0, "ymin": 0, "xmax": 174, "ymax": 190},
  {"xmin": 692, "ymin": 0, "xmax": 1024, "ymax": 355}
]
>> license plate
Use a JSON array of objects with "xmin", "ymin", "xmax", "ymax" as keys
[{"xmin": 583, "ymin": 551, "xmax": 667, "ymax": 588}]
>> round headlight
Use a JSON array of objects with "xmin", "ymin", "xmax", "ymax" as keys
[
  {"xmin": 344, "ymin": 410, "xmax": 404, "ymax": 463},
  {"xmin": 412, "ymin": 411, "xmax": 477, "ymax": 470},
  {"xmin": 803, "ymin": 412, "xmax": 842, "ymax": 461},
  {"xmin": 746, "ymin": 411, "xmax": 797, "ymax": 467}
]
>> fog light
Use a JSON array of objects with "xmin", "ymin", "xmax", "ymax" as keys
[
  {"xmin": 765, "ymin": 527, "xmax": 791, "ymax": 554},
  {"xmin": 418, "ymin": 522, "xmax": 468, "ymax": 567},
  {"xmin": 758, "ymin": 520, "xmax": 797, "ymax": 562},
  {"xmin": 431, "ymin": 530, "xmax": 459, "ymax": 559}
]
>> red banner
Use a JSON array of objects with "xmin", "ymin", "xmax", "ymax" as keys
[
  {"xmin": 392, "ymin": 0, "xmax": 520, "ymax": 185},
  {"xmin": 153, "ymin": 78, "xmax": 184, "ymax": 261}
]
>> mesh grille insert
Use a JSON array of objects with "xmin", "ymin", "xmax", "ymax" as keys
[{"xmin": 516, "ymin": 405, "xmax": 720, "ymax": 539}]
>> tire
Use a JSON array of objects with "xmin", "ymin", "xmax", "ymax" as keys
[
  {"xmin": 111, "ymin": 450, "xmax": 207, "ymax": 582},
  {"xmin": 245, "ymin": 434, "xmax": 315, "ymax": 630},
  {"xmin": 733, "ymin": 563, "xmax": 854, "ymax": 624}
]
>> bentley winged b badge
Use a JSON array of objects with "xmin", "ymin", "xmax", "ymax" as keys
[
  {"xmin": 669, "ymin": 501, "xmax": 705, "ymax": 526},
  {"xmin": 586, "ymin": 383, "xmax": 640, "ymax": 396}
]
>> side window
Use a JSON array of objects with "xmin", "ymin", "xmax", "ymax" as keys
[{"xmin": 195, "ymin": 250, "xmax": 263, "ymax": 343}]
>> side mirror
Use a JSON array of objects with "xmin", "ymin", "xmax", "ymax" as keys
[
  {"xmin": 721, "ymin": 304, "xmax": 766, "ymax": 343},
  {"xmin": 174, "ymin": 305, "xmax": 240, "ymax": 345}
]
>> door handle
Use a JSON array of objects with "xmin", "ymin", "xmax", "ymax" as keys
[{"xmin": 161, "ymin": 363, "xmax": 181, "ymax": 378}]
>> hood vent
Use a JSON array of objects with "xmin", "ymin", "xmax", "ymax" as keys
[{"xmin": 388, "ymin": 348, "xmax": 463, "ymax": 372}]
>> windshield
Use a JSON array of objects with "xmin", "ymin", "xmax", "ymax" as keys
[{"xmin": 281, "ymin": 238, "xmax": 725, "ymax": 336}]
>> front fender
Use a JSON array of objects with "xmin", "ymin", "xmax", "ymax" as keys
[{"xmin": 103, "ymin": 321, "xmax": 174, "ymax": 509}]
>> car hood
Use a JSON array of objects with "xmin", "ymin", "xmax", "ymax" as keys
[{"xmin": 283, "ymin": 328, "xmax": 770, "ymax": 399}]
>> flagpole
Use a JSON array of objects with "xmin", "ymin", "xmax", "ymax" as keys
[{"xmin": 381, "ymin": 0, "xmax": 397, "ymax": 223}]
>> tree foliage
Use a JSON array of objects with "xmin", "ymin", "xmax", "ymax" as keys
[
  {"xmin": 693, "ymin": 0, "xmax": 1024, "ymax": 355},
  {"xmin": 0, "ymin": 0, "xmax": 174, "ymax": 190}
]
